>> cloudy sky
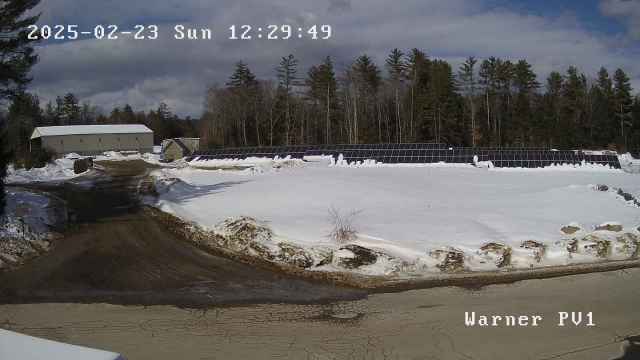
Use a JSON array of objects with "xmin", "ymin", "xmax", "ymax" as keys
[{"xmin": 30, "ymin": 0, "xmax": 640, "ymax": 117}]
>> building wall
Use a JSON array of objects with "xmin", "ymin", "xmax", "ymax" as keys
[
  {"xmin": 39, "ymin": 133, "xmax": 154, "ymax": 155},
  {"xmin": 161, "ymin": 138, "xmax": 200, "ymax": 161},
  {"xmin": 163, "ymin": 142, "xmax": 184, "ymax": 162}
]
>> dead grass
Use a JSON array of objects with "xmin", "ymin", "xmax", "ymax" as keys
[{"xmin": 328, "ymin": 206, "xmax": 361, "ymax": 244}]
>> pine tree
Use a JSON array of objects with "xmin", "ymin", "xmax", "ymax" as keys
[
  {"xmin": 276, "ymin": 55, "xmax": 299, "ymax": 144},
  {"xmin": 307, "ymin": 56, "xmax": 337, "ymax": 144},
  {"xmin": 350, "ymin": 54, "xmax": 381, "ymax": 143},
  {"xmin": 122, "ymin": 104, "xmax": 136, "ymax": 124},
  {"xmin": 511, "ymin": 60, "xmax": 539, "ymax": 145},
  {"xmin": 541, "ymin": 71, "xmax": 563, "ymax": 147},
  {"xmin": 593, "ymin": 67, "xmax": 614, "ymax": 144},
  {"xmin": 386, "ymin": 48, "xmax": 406, "ymax": 142},
  {"xmin": 7, "ymin": 92, "xmax": 41, "ymax": 163},
  {"xmin": 0, "ymin": 0, "xmax": 41, "ymax": 217},
  {"xmin": 406, "ymin": 49, "xmax": 429, "ymax": 141},
  {"xmin": 227, "ymin": 61, "xmax": 258, "ymax": 146},
  {"xmin": 613, "ymin": 68, "xmax": 633, "ymax": 148},
  {"xmin": 560, "ymin": 66, "xmax": 588, "ymax": 147},
  {"xmin": 60, "ymin": 93, "xmax": 80, "ymax": 125},
  {"xmin": 458, "ymin": 56, "xmax": 478, "ymax": 146},
  {"xmin": 479, "ymin": 57, "xmax": 499, "ymax": 144}
]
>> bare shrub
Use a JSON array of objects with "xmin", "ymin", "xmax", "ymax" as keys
[{"xmin": 328, "ymin": 206, "xmax": 361, "ymax": 243}]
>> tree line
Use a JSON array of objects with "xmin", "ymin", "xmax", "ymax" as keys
[{"xmin": 202, "ymin": 51, "xmax": 640, "ymax": 151}]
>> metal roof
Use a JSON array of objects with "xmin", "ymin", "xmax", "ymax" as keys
[{"xmin": 31, "ymin": 125, "xmax": 153, "ymax": 139}]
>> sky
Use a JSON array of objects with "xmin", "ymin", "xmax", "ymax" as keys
[{"xmin": 29, "ymin": 0, "xmax": 640, "ymax": 117}]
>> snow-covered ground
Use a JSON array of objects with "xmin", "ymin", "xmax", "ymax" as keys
[
  {"xmin": 5, "ymin": 157, "xmax": 81, "ymax": 184},
  {"xmin": 4, "ymin": 151, "xmax": 167, "ymax": 184},
  {"xmin": 1, "ymin": 189, "xmax": 61, "ymax": 269},
  {"xmin": 149, "ymin": 158, "xmax": 640, "ymax": 277},
  {"xmin": 0, "ymin": 329, "xmax": 123, "ymax": 360}
]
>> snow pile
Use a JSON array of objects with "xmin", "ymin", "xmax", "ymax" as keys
[
  {"xmin": 147, "ymin": 162, "xmax": 640, "ymax": 277},
  {"xmin": 0, "ymin": 329, "xmax": 123, "ymax": 360},
  {"xmin": 619, "ymin": 153, "xmax": 640, "ymax": 173},
  {"xmin": 331, "ymin": 155, "xmax": 476, "ymax": 169},
  {"xmin": 493, "ymin": 162, "xmax": 621, "ymax": 172},
  {"xmin": 94, "ymin": 151, "xmax": 163, "ymax": 165},
  {"xmin": 1, "ymin": 189, "xmax": 59, "ymax": 269},
  {"xmin": 5, "ymin": 158, "xmax": 82, "ymax": 184},
  {"xmin": 189, "ymin": 156, "xmax": 305, "ymax": 173}
]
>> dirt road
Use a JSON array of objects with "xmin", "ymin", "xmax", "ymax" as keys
[{"xmin": 2, "ymin": 268, "xmax": 639, "ymax": 360}]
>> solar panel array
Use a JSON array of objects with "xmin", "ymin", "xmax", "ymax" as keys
[
  {"xmin": 339, "ymin": 149, "xmax": 476, "ymax": 164},
  {"xmin": 193, "ymin": 145, "xmax": 312, "ymax": 161},
  {"xmin": 191, "ymin": 143, "xmax": 621, "ymax": 169}
]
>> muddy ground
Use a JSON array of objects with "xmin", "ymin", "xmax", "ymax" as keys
[{"xmin": 2, "ymin": 268, "xmax": 639, "ymax": 359}]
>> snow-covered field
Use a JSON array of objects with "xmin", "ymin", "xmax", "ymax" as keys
[{"xmin": 149, "ymin": 158, "xmax": 640, "ymax": 277}]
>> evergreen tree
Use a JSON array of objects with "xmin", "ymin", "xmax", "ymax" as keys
[
  {"xmin": 593, "ymin": 67, "xmax": 615, "ymax": 144},
  {"xmin": 560, "ymin": 66, "xmax": 587, "ymax": 147},
  {"xmin": 277, "ymin": 54, "xmax": 299, "ymax": 144},
  {"xmin": 61, "ymin": 93, "xmax": 80, "ymax": 124},
  {"xmin": 7, "ymin": 92, "xmax": 41, "ymax": 162},
  {"xmin": 406, "ymin": 49, "xmax": 430, "ymax": 141},
  {"xmin": 458, "ymin": 56, "xmax": 478, "ymax": 146},
  {"xmin": 511, "ymin": 60, "xmax": 539, "ymax": 144},
  {"xmin": 0, "ymin": 0, "xmax": 41, "ymax": 216},
  {"xmin": 307, "ymin": 56, "xmax": 337, "ymax": 144},
  {"xmin": 122, "ymin": 104, "xmax": 136, "ymax": 124},
  {"xmin": 227, "ymin": 61, "xmax": 259, "ymax": 146},
  {"xmin": 613, "ymin": 68, "xmax": 633, "ymax": 148},
  {"xmin": 350, "ymin": 54, "xmax": 381, "ymax": 143},
  {"xmin": 479, "ymin": 57, "xmax": 499, "ymax": 144},
  {"xmin": 386, "ymin": 48, "xmax": 406, "ymax": 142},
  {"xmin": 541, "ymin": 71, "xmax": 563, "ymax": 147}
]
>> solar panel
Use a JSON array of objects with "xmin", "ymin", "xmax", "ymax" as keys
[{"xmin": 192, "ymin": 144, "xmax": 622, "ymax": 168}]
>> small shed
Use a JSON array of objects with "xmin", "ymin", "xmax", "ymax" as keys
[
  {"xmin": 31, "ymin": 125, "xmax": 154, "ymax": 156},
  {"xmin": 161, "ymin": 138, "xmax": 200, "ymax": 161}
]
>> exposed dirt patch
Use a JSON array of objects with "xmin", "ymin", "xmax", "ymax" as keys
[
  {"xmin": 337, "ymin": 245, "xmax": 380, "ymax": 269},
  {"xmin": 561, "ymin": 225, "xmax": 581, "ymax": 235},
  {"xmin": 0, "ymin": 210, "xmax": 366, "ymax": 307},
  {"xmin": 430, "ymin": 247, "xmax": 466, "ymax": 272},
  {"xmin": 521, "ymin": 240, "xmax": 546, "ymax": 263},
  {"xmin": 596, "ymin": 223, "xmax": 624, "ymax": 232}
]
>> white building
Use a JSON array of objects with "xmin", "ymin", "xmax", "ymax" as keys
[{"xmin": 31, "ymin": 125, "xmax": 154, "ymax": 155}]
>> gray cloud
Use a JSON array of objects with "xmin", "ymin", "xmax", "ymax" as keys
[
  {"xmin": 29, "ymin": 0, "xmax": 640, "ymax": 117},
  {"xmin": 600, "ymin": 0, "xmax": 640, "ymax": 39},
  {"xmin": 328, "ymin": 0, "xmax": 351, "ymax": 13}
]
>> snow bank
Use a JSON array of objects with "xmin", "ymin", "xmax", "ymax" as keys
[
  {"xmin": 94, "ymin": 151, "xmax": 164, "ymax": 166},
  {"xmin": 0, "ymin": 329, "xmax": 123, "ymax": 360},
  {"xmin": 5, "ymin": 151, "xmax": 172, "ymax": 185},
  {"xmin": 189, "ymin": 156, "xmax": 305, "ymax": 173},
  {"xmin": 5, "ymin": 158, "xmax": 81, "ymax": 184},
  {"xmin": 147, "ymin": 162, "xmax": 640, "ymax": 277},
  {"xmin": 1, "ymin": 189, "xmax": 60, "ymax": 269},
  {"xmin": 619, "ymin": 153, "xmax": 640, "ymax": 174}
]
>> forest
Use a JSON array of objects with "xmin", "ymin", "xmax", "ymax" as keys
[
  {"xmin": 3, "ymin": 50, "xmax": 640, "ymax": 168},
  {"xmin": 200, "ymin": 51, "xmax": 640, "ymax": 151}
]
